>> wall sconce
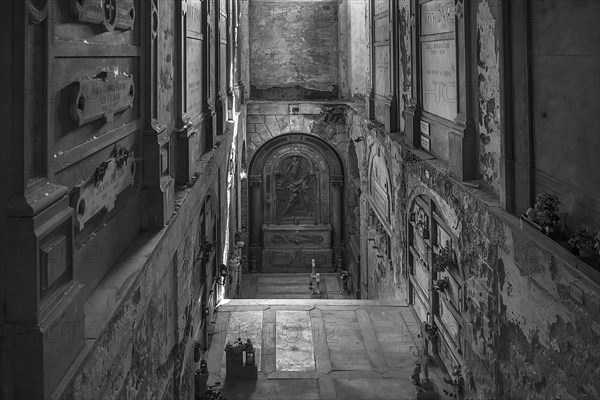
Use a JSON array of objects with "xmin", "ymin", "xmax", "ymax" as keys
[{"xmin": 240, "ymin": 169, "xmax": 248, "ymax": 180}]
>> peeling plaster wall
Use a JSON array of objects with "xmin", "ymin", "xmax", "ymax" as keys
[
  {"xmin": 58, "ymin": 117, "xmax": 245, "ymax": 399},
  {"xmin": 476, "ymin": 0, "xmax": 502, "ymax": 194},
  {"xmin": 345, "ymin": 104, "xmax": 600, "ymax": 399},
  {"xmin": 249, "ymin": 0, "xmax": 340, "ymax": 100}
]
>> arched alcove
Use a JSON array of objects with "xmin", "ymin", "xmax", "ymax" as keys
[{"xmin": 248, "ymin": 133, "xmax": 344, "ymax": 273}]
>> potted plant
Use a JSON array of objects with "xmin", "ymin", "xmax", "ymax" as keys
[
  {"xmin": 339, "ymin": 270, "xmax": 350, "ymax": 293},
  {"xmin": 411, "ymin": 362, "xmax": 422, "ymax": 386},
  {"xmin": 410, "ymin": 362, "xmax": 439, "ymax": 399},
  {"xmin": 433, "ymin": 241, "xmax": 454, "ymax": 272},
  {"xmin": 433, "ymin": 276, "xmax": 450, "ymax": 293},
  {"xmin": 423, "ymin": 322, "xmax": 439, "ymax": 342},
  {"xmin": 568, "ymin": 227, "xmax": 597, "ymax": 258},
  {"xmin": 204, "ymin": 383, "xmax": 226, "ymax": 400},
  {"xmin": 523, "ymin": 193, "xmax": 561, "ymax": 235},
  {"xmin": 443, "ymin": 364, "xmax": 465, "ymax": 399}
]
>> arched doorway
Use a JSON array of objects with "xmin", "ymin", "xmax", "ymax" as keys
[{"xmin": 248, "ymin": 133, "xmax": 344, "ymax": 273}]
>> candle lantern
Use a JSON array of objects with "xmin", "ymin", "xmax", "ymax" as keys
[{"xmin": 244, "ymin": 339, "xmax": 255, "ymax": 367}]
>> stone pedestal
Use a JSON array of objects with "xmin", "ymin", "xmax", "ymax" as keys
[
  {"xmin": 225, "ymin": 352, "xmax": 258, "ymax": 380},
  {"xmin": 143, "ymin": 120, "xmax": 175, "ymax": 229},
  {"xmin": 4, "ymin": 184, "xmax": 85, "ymax": 398},
  {"xmin": 176, "ymin": 117, "xmax": 199, "ymax": 185},
  {"xmin": 194, "ymin": 370, "xmax": 209, "ymax": 400}
]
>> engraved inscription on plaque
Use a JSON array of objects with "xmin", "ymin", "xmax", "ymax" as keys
[
  {"xmin": 71, "ymin": 146, "xmax": 136, "ymax": 230},
  {"xmin": 374, "ymin": 18, "xmax": 389, "ymax": 43},
  {"xmin": 374, "ymin": 101, "xmax": 386, "ymax": 124},
  {"xmin": 421, "ymin": 135, "xmax": 431, "ymax": 151},
  {"xmin": 420, "ymin": 121, "xmax": 431, "ymax": 151},
  {"xmin": 421, "ymin": 40, "xmax": 457, "ymax": 121},
  {"xmin": 420, "ymin": 121, "xmax": 430, "ymax": 136},
  {"xmin": 70, "ymin": 71, "xmax": 135, "ymax": 127},
  {"xmin": 375, "ymin": 46, "xmax": 390, "ymax": 97},
  {"xmin": 71, "ymin": 0, "xmax": 136, "ymax": 32},
  {"xmin": 421, "ymin": 0, "xmax": 455, "ymax": 36},
  {"xmin": 187, "ymin": 0, "xmax": 203, "ymax": 36},
  {"xmin": 374, "ymin": 0, "xmax": 389, "ymax": 15},
  {"xmin": 187, "ymin": 38, "xmax": 203, "ymax": 118}
]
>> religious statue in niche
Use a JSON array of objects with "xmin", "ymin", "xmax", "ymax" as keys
[{"xmin": 277, "ymin": 156, "xmax": 314, "ymax": 218}]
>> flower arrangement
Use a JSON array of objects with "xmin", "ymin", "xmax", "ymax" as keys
[
  {"xmin": 443, "ymin": 364, "xmax": 465, "ymax": 399},
  {"xmin": 424, "ymin": 322, "xmax": 439, "ymax": 340},
  {"xmin": 568, "ymin": 227, "xmax": 597, "ymax": 257},
  {"xmin": 205, "ymin": 382, "xmax": 226, "ymax": 400},
  {"xmin": 411, "ymin": 362, "xmax": 422, "ymax": 386},
  {"xmin": 225, "ymin": 338, "xmax": 245, "ymax": 354},
  {"xmin": 433, "ymin": 240, "xmax": 454, "ymax": 272},
  {"xmin": 339, "ymin": 270, "xmax": 350, "ymax": 293},
  {"xmin": 434, "ymin": 276, "xmax": 450, "ymax": 293},
  {"xmin": 525, "ymin": 192, "xmax": 561, "ymax": 229}
]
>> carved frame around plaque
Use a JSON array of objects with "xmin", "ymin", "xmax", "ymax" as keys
[
  {"xmin": 405, "ymin": 0, "xmax": 476, "ymax": 180},
  {"xmin": 142, "ymin": 0, "xmax": 175, "ymax": 228},
  {"xmin": 369, "ymin": 0, "xmax": 399, "ymax": 133},
  {"xmin": 176, "ymin": 0, "xmax": 203, "ymax": 185},
  {"xmin": 4, "ymin": 187, "xmax": 85, "ymax": 399}
]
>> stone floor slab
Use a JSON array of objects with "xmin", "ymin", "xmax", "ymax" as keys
[
  {"xmin": 223, "ymin": 378, "xmax": 320, "ymax": 400},
  {"xmin": 333, "ymin": 378, "xmax": 414, "ymax": 400},
  {"xmin": 276, "ymin": 310, "xmax": 316, "ymax": 371}
]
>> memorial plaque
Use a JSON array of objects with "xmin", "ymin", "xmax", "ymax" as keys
[
  {"xmin": 421, "ymin": 135, "xmax": 431, "ymax": 151},
  {"xmin": 420, "ymin": 121, "xmax": 430, "ymax": 136},
  {"xmin": 71, "ymin": 0, "xmax": 136, "ymax": 32},
  {"xmin": 70, "ymin": 71, "xmax": 135, "ymax": 127},
  {"xmin": 440, "ymin": 300, "xmax": 460, "ymax": 344},
  {"xmin": 374, "ymin": 18, "xmax": 389, "ymax": 43},
  {"xmin": 421, "ymin": 40, "xmax": 457, "ymax": 121},
  {"xmin": 421, "ymin": 0, "xmax": 455, "ymax": 36},
  {"xmin": 187, "ymin": 38, "xmax": 204, "ymax": 118},
  {"xmin": 187, "ymin": 0, "xmax": 203, "ymax": 36},
  {"xmin": 374, "ymin": 46, "xmax": 390, "ymax": 97},
  {"xmin": 70, "ymin": 147, "xmax": 136, "ymax": 230},
  {"xmin": 374, "ymin": 0, "xmax": 389, "ymax": 15}
]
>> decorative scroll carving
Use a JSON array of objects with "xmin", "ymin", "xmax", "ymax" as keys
[
  {"xmin": 71, "ymin": 0, "xmax": 135, "ymax": 32},
  {"xmin": 70, "ymin": 145, "xmax": 136, "ymax": 230},
  {"xmin": 271, "ymin": 234, "xmax": 324, "ymax": 245},
  {"xmin": 27, "ymin": 0, "xmax": 49, "ymax": 24},
  {"xmin": 70, "ymin": 71, "xmax": 135, "ymax": 127}
]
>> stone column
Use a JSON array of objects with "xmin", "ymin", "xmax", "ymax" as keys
[
  {"xmin": 331, "ymin": 178, "xmax": 344, "ymax": 271},
  {"xmin": 248, "ymin": 175, "xmax": 262, "ymax": 273}
]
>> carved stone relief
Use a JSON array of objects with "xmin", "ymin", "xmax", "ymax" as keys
[
  {"xmin": 276, "ymin": 155, "xmax": 315, "ymax": 219},
  {"xmin": 70, "ymin": 144, "xmax": 136, "ymax": 230},
  {"xmin": 70, "ymin": 71, "xmax": 135, "ymax": 127},
  {"xmin": 71, "ymin": 0, "xmax": 136, "ymax": 32}
]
